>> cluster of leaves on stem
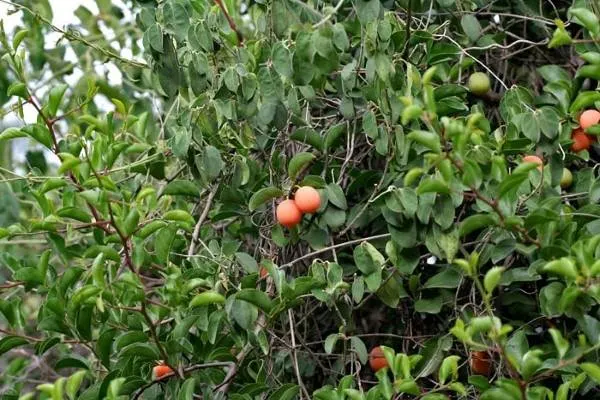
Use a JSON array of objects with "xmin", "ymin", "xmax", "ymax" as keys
[{"xmin": 0, "ymin": 0, "xmax": 600, "ymax": 399}]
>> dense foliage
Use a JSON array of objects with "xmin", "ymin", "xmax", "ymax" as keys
[{"xmin": 1, "ymin": 0, "xmax": 600, "ymax": 398}]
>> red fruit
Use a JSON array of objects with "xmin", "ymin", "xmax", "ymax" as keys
[
  {"xmin": 571, "ymin": 129, "xmax": 592, "ymax": 153},
  {"xmin": 294, "ymin": 186, "xmax": 321, "ymax": 213},
  {"xmin": 369, "ymin": 346, "xmax": 388, "ymax": 372},
  {"xmin": 276, "ymin": 199, "xmax": 303, "ymax": 228},
  {"xmin": 522, "ymin": 155, "xmax": 543, "ymax": 171},
  {"xmin": 579, "ymin": 109, "xmax": 600, "ymax": 130},
  {"xmin": 259, "ymin": 266, "xmax": 268, "ymax": 279},
  {"xmin": 470, "ymin": 351, "xmax": 492, "ymax": 376},
  {"xmin": 153, "ymin": 364, "xmax": 173, "ymax": 379}
]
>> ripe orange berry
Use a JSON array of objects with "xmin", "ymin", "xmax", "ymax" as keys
[
  {"xmin": 571, "ymin": 129, "xmax": 592, "ymax": 153},
  {"xmin": 153, "ymin": 364, "xmax": 173, "ymax": 379},
  {"xmin": 470, "ymin": 351, "xmax": 492, "ymax": 376},
  {"xmin": 294, "ymin": 186, "xmax": 321, "ymax": 213},
  {"xmin": 579, "ymin": 109, "xmax": 600, "ymax": 130},
  {"xmin": 259, "ymin": 266, "xmax": 268, "ymax": 279},
  {"xmin": 276, "ymin": 199, "xmax": 302, "ymax": 228},
  {"xmin": 522, "ymin": 155, "xmax": 543, "ymax": 171},
  {"xmin": 369, "ymin": 346, "xmax": 388, "ymax": 372}
]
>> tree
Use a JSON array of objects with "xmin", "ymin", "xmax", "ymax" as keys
[{"xmin": 1, "ymin": 0, "xmax": 600, "ymax": 398}]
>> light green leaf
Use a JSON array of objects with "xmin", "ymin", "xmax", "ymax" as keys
[{"xmin": 249, "ymin": 187, "xmax": 285, "ymax": 211}]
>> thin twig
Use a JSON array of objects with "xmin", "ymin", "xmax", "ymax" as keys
[
  {"xmin": 313, "ymin": 0, "xmax": 345, "ymax": 29},
  {"xmin": 281, "ymin": 233, "xmax": 392, "ymax": 269},
  {"xmin": 188, "ymin": 185, "xmax": 218, "ymax": 257},
  {"xmin": 288, "ymin": 309, "xmax": 311, "ymax": 399}
]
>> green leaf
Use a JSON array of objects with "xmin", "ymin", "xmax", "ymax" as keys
[
  {"xmin": 203, "ymin": 145, "xmax": 223, "ymax": 180},
  {"xmin": 178, "ymin": 378, "xmax": 196, "ymax": 400},
  {"xmin": 236, "ymin": 289, "xmax": 273, "ymax": 313},
  {"xmin": 22, "ymin": 124, "xmax": 53, "ymax": 149},
  {"xmin": 581, "ymin": 362, "xmax": 600, "ymax": 384},
  {"xmin": 461, "ymin": 15, "xmax": 481, "ymax": 41},
  {"xmin": 363, "ymin": 110, "xmax": 378, "ymax": 139},
  {"xmin": 48, "ymin": 84, "xmax": 68, "ymax": 117},
  {"xmin": 577, "ymin": 65, "xmax": 600, "ymax": 80},
  {"xmin": 163, "ymin": 181, "xmax": 200, "ymax": 197},
  {"xmin": 326, "ymin": 183, "xmax": 347, "ymax": 210},
  {"xmin": 0, "ymin": 336, "xmax": 29, "ymax": 356},
  {"xmin": 249, "ymin": 187, "xmax": 285, "ymax": 211},
  {"xmin": 439, "ymin": 355, "xmax": 460, "ymax": 384},
  {"xmin": 407, "ymin": 130, "xmax": 441, "ymax": 153},
  {"xmin": 163, "ymin": 209, "xmax": 194, "ymax": 225},
  {"xmin": 350, "ymin": 336, "xmax": 368, "ymax": 364},
  {"xmin": 569, "ymin": 8, "xmax": 600, "ymax": 35},
  {"xmin": 66, "ymin": 370, "xmax": 87, "ymax": 400},
  {"xmin": 7, "ymin": 82, "xmax": 29, "ymax": 98},
  {"xmin": 484, "ymin": 267, "xmax": 504, "ymax": 295},
  {"xmin": 288, "ymin": 152, "xmax": 315, "ymax": 180},
  {"xmin": 414, "ymin": 296, "xmax": 443, "ymax": 314},
  {"xmin": 137, "ymin": 220, "xmax": 167, "ymax": 239},
  {"xmin": 145, "ymin": 24, "xmax": 163, "ymax": 52},
  {"xmin": 155, "ymin": 224, "xmax": 177, "ymax": 265},
  {"xmin": 376, "ymin": 271, "xmax": 408, "ymax": 307},
  {"xmin": 548, "ymin": 328, "xmax": 569, "ymax": 359},
  {"xmin": 543, "ymin": 257, "xmax": 578, "ymax": 280},
  {"xmin": 570, "ymin": 91, "xmax": 600, "ymax": 113},
  {"xmin": 423, "ymin": 268, "xmax": 461, "ymax": 289},
  {"xmin": 417, "ymin": 178, "xmax": 450, "ymax": 195},
  {"xmin": 0, "ymin": 127, "xmax": 26, "ymax": 141},
  {"xmin": 12, "ymin": 29, "xmax": 29, "ymax": 49},
  {"xmin": 235, "ymin": 252, "xmax": 258, "ymax": 274},
  {"xmin": 189, "ymin": 291, "xmax": 226, "ymax": 307},
  {"xmin": 324, "ymin": 123, "xmax": 345, "ymax": 151},
  {"xmin": 55, "ymin": 357, "xmax": 89, "ymax": 370},
  {"xmin": 270, "ymin": 384, "xmax": 299, "ymax": 400},
  {"xmin": 324, "ymin": 333, "xmax": 339, "ymax": 354},
  {"xmin": 290, "ymin": 127, "xmax": 324, "ymax": 151},
  {"xmin": 119, "ymin": 343, "xmax": 160, "ymax": 360},
  {"xmin": 459, "ymin": 214, "xmax": 495, "ymax": 236},
  {"xmin": 272, "ymin": 42, "xmax": 293, "ymax": 78}
]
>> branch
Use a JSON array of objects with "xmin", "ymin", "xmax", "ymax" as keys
[
  {"xmin": 213, "ymin": 0, "xmax": 243, "ymax": 45},
  {"xmin": 188, "ymin": 186, "xmax": 218, "ymax": 257},
  {"xmin": 132, "ymin": 362, "xmax": 235, "ymax": 400},
  {"xmin": 0, "ymin": 0, "xmax": 147, "ymax": 69},
  {"xmin": 281, "ymin": 233, "xmax": 392, "ymax": 268},
  {"xmin": 312, "ymin": 0, "xmax": 345, "ymax": 29}
]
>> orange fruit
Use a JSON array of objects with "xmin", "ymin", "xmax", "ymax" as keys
[
  {"xmin": 571, "ymin": 129, "xmax": 592, "ymax": 153},
  {"xmin": 522, "ymin": 155, "xmax": 543, "ymax": 171},
  {"xmin": 276, "ymin": 199, "xmax": 302, "ymax": 228},
  {"xmin": 470, "ymin": 351, "xmax": 492, "ymax": 376},
  {"xmin": 294, "ymin": 186, "xmax": 321, "ymax": 213},
  {"xmin": 368, "ymin": 346, "xmax": 388, "ymax": 372},
  {"xmin": 153, "ymin": 364, "xmax": 173, "ymax": 378},
  {"xmin": 259, "ymin": 266, "xmax": 268, "ymax": 279},
  {"xmin": 579, "ymin": 109, "xmax": 600, "ymax": 130}
]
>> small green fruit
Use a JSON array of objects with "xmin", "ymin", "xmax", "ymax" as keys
[
  {"xmin": 560, "ymin": 168, "xmax": 573, "ymax": 189},
  {"xmin": 468, "ymin": 72, "xmax": 491, "ymax": 96}
]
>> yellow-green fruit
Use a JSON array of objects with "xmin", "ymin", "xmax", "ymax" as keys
[
  {"xmin": 560, "ymin": 168, "xmax": 573, "ymax": 189},
  {"xmin": 468, "ymin": 72, "xmax": 491, "ymax": 96}
]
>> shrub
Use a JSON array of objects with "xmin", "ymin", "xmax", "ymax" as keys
[{"xmin": 0, "ymin": 0, "xmax": 600, "ymax": 399}]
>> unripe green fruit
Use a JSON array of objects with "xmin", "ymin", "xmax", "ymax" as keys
[
  {"xmin": 468, "ymin": 72, "xmax": 491, "ymax": 96},
  {"xmin": 560, "ymin": 168, "xmax": 573, "ymax": 189}
]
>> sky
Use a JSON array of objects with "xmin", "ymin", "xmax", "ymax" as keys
[{"xmin": 0, "ymin": 0, "xmax": 138, "ymax": 166}]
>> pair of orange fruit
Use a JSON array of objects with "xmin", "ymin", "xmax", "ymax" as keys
[
  {"xmin": 572, "ymin": 109, "xmax": 599, "ymax": 153},
  {"xmin": 369, "ymin": 346, "xmax": 493, "ymax": 376},
  {"xmin": 276, "ymin": 186, "xmax": 321, "ymax": 228}
]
